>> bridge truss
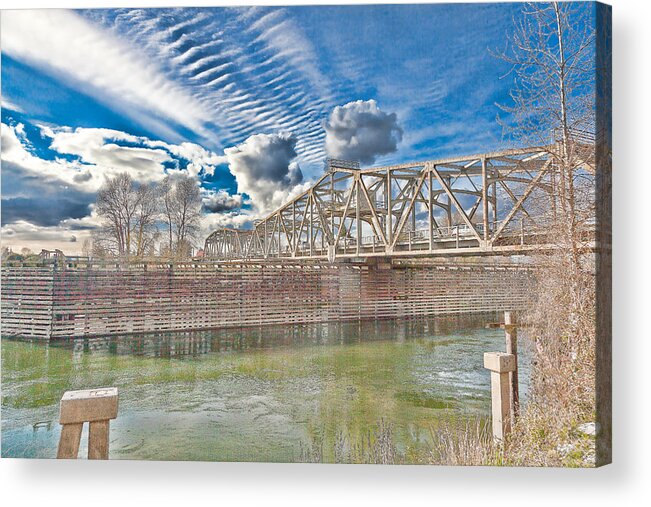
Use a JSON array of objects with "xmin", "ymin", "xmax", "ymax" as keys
[{"xmin": 204, "ymin": 144, "xmax": 595, "ymax": 261}]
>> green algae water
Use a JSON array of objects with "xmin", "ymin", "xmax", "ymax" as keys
[{"xmin": 1, "ymin": 315, "xmax": 531, "ymax": 462}]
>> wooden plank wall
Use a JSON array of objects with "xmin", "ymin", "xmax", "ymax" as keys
[
  {"xmin": 1, "ymin": 266, "xmax": 56, "ymax": 338},
  {"xmin": 1, "ymin": 261, "xmax": 535, "ymax": 339}
]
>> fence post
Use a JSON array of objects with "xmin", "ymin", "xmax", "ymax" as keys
[
  {"xmin": 504, "ymin": 311, "xmax": 519, "ymax": 425},
  {"xmin": 57, "ymin": 387, "xmax": 119, "ymax": 459},
  {"xmin": 483, "ymin": 352, "xmax": 516, "ymax": 441}
]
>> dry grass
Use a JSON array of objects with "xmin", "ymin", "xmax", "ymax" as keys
[
  {"xmin": 300, "ymin": 420, "xmax": 399, "ymax": 464},
  {"xmin": 429, "ymin": 421, "xmax": 500, "ymax": 466},
  {"xmin": 503, "ymin": 249, "xmax": 597, "ymax": 467}
]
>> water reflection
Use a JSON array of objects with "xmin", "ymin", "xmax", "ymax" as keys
[
  {"xmin": 2, "ymin": 314, "xmax": 531, "ymax": 462},
  {"xmin": 41, "ymin": 314, "xmax": 494, "ymax": 359}
]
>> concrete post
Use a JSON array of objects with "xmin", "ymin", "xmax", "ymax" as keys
[
  {"xmin": 484, "ymin": 352, "xmax": 516, "ymax": 441},
  {"xmin": 57, "ymin": 387, "xmax": 119, "ymax": 459}
]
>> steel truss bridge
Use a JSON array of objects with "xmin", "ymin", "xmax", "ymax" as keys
[{"xmin": 204, "ymin": 144, "xmax": 595, "ymax": 262}]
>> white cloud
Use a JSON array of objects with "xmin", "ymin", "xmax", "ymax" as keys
[
  {"xmin": 201, "ymin": 189, "xmax": 243, "ymax": 213},
  {"xmin": 44, "ymin": 126, "xmax": 173, "ymax": 184},
  {"xmin": 324, "ymin": 99, "xmax": 403, "ymax": 164},
  {"xmin": 73, "ymin": 7, "xmax": 337, "ymax": 168},
  {"xmin": 1, "ymin": 122, "xmax": 92, "ymax": 191},
  {"xmin": 37, "ymin": 125, "xmax": 226, "ymax": 189},
  {"xmin": 1, "ymin": 10, "xmax": 210, "ymax": 138},
  {"xmin": 224, "ymin": 132, "xmax": 310, "ymax": 215},
  {"xmin": 1, "ymin": 220, "xmax": 89, "ymax": 255},
  {"xmin": 1, "ymin": 121, "xmax": 234, "ymax": 252},
  {"xmin": 248, "ymin": 11, "xmax": 327, "ymax": 95},
  {"xmin": 201, "ymin": 210, "xmax": 254, "ymax": 233},
  {"xmin": 2, "ymin": 122, "xmax": 225, "ymax": 197},
  {"xmin": 1, "ymin": 98, "xmax": 24, "ymax": 113}
]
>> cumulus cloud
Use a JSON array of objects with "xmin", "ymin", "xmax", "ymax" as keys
[
  {"xmin": 201, "ymin": 210, "xmax": 255, "ymax": 233},
  {"xmin": 224, "ymin": 132, "xmax": 308, "ymax": 214},
  {"xmin": 202, "ymin": 189, "xmax": 243, "ymax": 213},
  {"xmin": 43, "ymin": 127, "xmax": 172, "ymax": 184},
  {"xmin": 40, "ymin": 126, "xmax": 225, "ymax": 184},
  {"xmin": 324, "ymin": 99, "xmax": 403, "ymax": 164},
  {"xmin": 1, "ymin": 124, "xmax": 97, "ymax": 226},
  {"xmin": 1, "ymin": 194, "xmax": 92, "ymax": 228}
]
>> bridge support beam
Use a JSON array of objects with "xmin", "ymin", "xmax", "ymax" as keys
[{"xmin": 482, "ymin": 157, "xmax": 489, "ymax": 242}]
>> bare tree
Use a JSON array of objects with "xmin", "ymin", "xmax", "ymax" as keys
[
  {"xmin": 95, "ymin": 173, "xmax": 134, "ymax": 256},
  {"xmin": 95, "ymin": 173, "xmax": 161, "ymax": 258},
  {"xmin": 133, "ymin": 183, "xmax": 160, "ymax": 257},
  {"xmin": 494, "ymin": 2, "xmax": 609, "ymax": 466},
  {"xmin": 496, "ymin": 1, "xmax": 597, "ymax": 267},
  {"xmin": 81, "ymin": 238, "xmax": 92, "ymax": 257},
  {"xmin": 160, "ymin": 177, "xmax": 175, "ymax": 255},
  {"xmin": 160, "ymin": 175, "xmax": 202, "ymax": 258}
]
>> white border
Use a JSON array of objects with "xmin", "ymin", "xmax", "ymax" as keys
[{"xmin": 2, "ymin": 1, "xmax": 650, "ymax": 505}]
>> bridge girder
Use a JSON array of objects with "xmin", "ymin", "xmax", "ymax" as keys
[{"xmin": 204, "ymin": 144, "xmax": 595, "ymax": 261}]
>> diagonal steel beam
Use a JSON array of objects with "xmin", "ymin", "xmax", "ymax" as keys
[
  {"xmin": 334, "ymin": 179, "xmax": 356, "ymax": 248},
  {"xmin": 391, "ymin": 170, "xmax": 427, "ymax": 248},
  {"xmin": 490, "ymin": 160, "xmax": 551, "ymax": 244},
  {"xmin": 430, "ymin": 163, "xmax": 483, "ymax": 243},
  {"xmin": 358, "ymin": 176, "xmax": 388, "ymax": 246}
]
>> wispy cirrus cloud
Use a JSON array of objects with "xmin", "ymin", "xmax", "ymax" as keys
[
  {"xmin": 82, "ymin": 7, "xmax": 336, "ymax": 171},
  {"xmin": 1, "ymin": 10, "xmax": 212, "ymax": 142}
]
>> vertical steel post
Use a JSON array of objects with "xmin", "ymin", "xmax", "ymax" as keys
[
  {"xmin": 482, "ymin": 157, "xmax": 489, "ymax": 244},
  {"xmin": 428, "ymin": 169, "xmax": 434, "ymax": 251},
  {"xmin": 386, "ymin": 169, "xmax": 393, "ymax": 252}
]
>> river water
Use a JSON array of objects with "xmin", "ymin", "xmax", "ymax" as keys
[{"xmin": 1, "ymin": 315, "xmax": 531, "ymax": 463}]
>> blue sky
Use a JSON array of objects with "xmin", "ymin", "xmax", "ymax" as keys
[{"xmin": 1, "ymin": 3, "xmax": 586, "ymax": 253}]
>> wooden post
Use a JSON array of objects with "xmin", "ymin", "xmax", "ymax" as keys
[
  {"xmin": 57, "ymin": 387, "xmax": 118, "ymax": 459},
  {"xmin": 88, "ymin": 420, "xmax": 111, "ymax": 459},
  {"xmin": 504, "ymin": 311, "xmax": 519, "ymax": 424},
  {"xmin": 57, "ymin": 423, "xmax": 83, "ymax": 459},
  {"xmin": 483, "ymin": 352, "xmax": 516, "ymax": 441}
]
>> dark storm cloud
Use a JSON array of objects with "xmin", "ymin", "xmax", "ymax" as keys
[
  {"xmin": 224, "ymin": 132, "xmax": 304, "ymax": 213},
  {"xmin": 0, "ymin": 160, "xmax": 95, "ymax": 227}
]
